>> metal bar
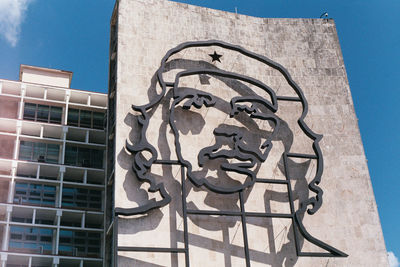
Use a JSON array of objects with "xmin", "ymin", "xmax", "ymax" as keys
[
  {"xmin": 286, "ymin": 153, "xmax": 318, "ymax": 159},
  {"xmin": 187, "ymin": 210, "xmax": 240, "ymax": 216},
  {"xmin": 181, "ymin": 167, "xmax": 190, "ymax": 267},
  {"xmin": 255, "ymin": 178, "xmax": 289, "ymax": 184},
  {"xmin": 276, "ymin": 96, "xmax": 301, "ymax": 102},
  {"xmin": 298, "ymin": 252, "xmax": 344, "ymax": 257},
  {"xmin": 292, "ymin": 207, "xmax": 302, "ymax": 256},
  {"xmin": 283, "ymin": 153, "xmax": 300, "ymax": 256},
  {"xmin": 246, "ymin": 212, "xmax": 293, "ymax": 218},
  {"xmin": 154, "ymin": 159, "xmax": 181, "ymax": 165},
  {"xmin": 239, "ymin": 191, "xmax": 251, "ymax": 267},
  {"xmin": 114, "ymin": 216, "xmax": 118, "ymax": 267},
  {"xmin": 283, "ymin": 154, "xmax": 295, "ymax": 217},
  {"xmin": 294, "ymin": 212, "xmax": 348, "ymax": 257},
  {"xmin": 106, "ymin": 220, "xmax": 114, "ymax": 237},
  {"xmin": 117, "ymin": 247, "xmax": 186, "ymax": 253},
  {"xmin": 187, "ymin": 209, "xmax": 293, "ymax": 218}
]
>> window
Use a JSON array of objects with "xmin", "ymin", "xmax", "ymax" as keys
[
  {"xmin": 67, "ymin": 108, "xmax": 105, "ymax": 129},
  {"xmin": 93, "ymin": 112, "xmax": 104, "ymax": 129},
  {"xmin": 32, "ymin": 142, "xmax": 46, "ymax": 162},
  {"xmin": 36, "ymin": 105, "xmax": 49, "ymax": 122},
  {"xmin": 64, "ymin": 146, "xmax": 78, "ymax": 166},
  {"xmin": 80, "ymin": 110, "xmax": 92, "ymax": 128},
  {"xmin": 16, "ymin": 172, "xmax": 57, "ymax": 180},
  {"xmin": 23, "ymin": 103, "xmax": 36, "ymax": 121},
  {"xmin": 13, "ymin": 182, "xmax": 56, "ymax": 207},
  {"xmin": 11, "ymin": 217, "xmax": 52, "ymax": 225},
  {"xmin": 9, "ymin": 226, "xmax": 53, "ymax": 255},
  {"xmin": 19, "ymin": 141, "xmax": 60, "ymax": 164},
  {"xmin": 23, "ymin": 103, "xmax": 63, "ymax": 124},
  {"xmin": 62, "ymin": 187, "xmax": 102, "ymax": 210},
  {"xmin": 67, "ymin": 109, "xmax": 79, "ymax": 126},
  {"xmin": 50, "ymin": 106, "xmax": 62, "ymax": 124},
  {"xmin": 64, "ymin": 145, "xmax": 103, "ymax": 169},
  {"xmin": 19, "ymin": 141, "xmax": 33, "ymax": 161},
  {"xmin": 58, "ymin": 230, "xmax": 101, "ymax": 257},
  {"xmin": 46, "ymin": 144, "xmax": 60, "ymax": 164},
  {"xmin": 11, "ymin": 217, "xmax": 26, "ymax": 223}
]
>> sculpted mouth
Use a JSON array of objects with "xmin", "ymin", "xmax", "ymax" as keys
[
  {"xmin": 220, "ymin": 162, "xmax": 255, "ymax": 173},
  {"xmin": 186, "ymin": 127, "xmax": 266, "ymax": 193},
  {"xmin": 198, "ymin": 148, "xmax": 257, "ymax": 170},
  {"xmin": 189, "ymin": 146, "xmax": 259, "ymax": 194}
]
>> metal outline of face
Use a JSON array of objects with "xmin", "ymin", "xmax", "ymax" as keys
[
  {"xmin": 120, "ymin": 40, "xmax": 324, "ymax": 216},
  {"xmin": 170, "ymin": 69, "xmax": 281, "ymax": 194},
  {"xmin": 116, "ymin": 40, "xmax": 347, "ymax": 258}
]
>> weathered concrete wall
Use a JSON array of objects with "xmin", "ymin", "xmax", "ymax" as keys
[
  {"xmin": 0, "ymin": 180, "xmax": 9, "ymax": 203},
  {"xmin": 0, "ymin": 99, "xmax": 18, "ymax": 119},
  {"xmin": 0, "ymin": 136, "xmax": 15, "ymax": 159},
  {"xmin": 114, "ymin": 0, "xmax": 388, "ymax": 266}
]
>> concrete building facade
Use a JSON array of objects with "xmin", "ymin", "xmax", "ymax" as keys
[
  {"xmin": 0, "ymin": 65, "xmax": 107, "ymax": 267},
  {"xmin": 0, "ymin": 1, "xmax": 388, "ymax": 266},
  {"xmin": 109, "ymin": 0, "xmax": 388, "ymax": 266}
]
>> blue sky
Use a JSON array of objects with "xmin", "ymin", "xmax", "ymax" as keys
[{"xmin": 0, "ymin": 0, "xmax": 398, "ymax": 264}]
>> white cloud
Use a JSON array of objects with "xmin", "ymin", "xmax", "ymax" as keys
[
  {"xmin": 389, "ymin": 251, "xmax": 400, "ymax": 267},
  {"xmin": 0, "ymin": 0, "xmax": 33, "ymax": 47}
]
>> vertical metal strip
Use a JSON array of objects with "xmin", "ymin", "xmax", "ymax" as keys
[
  {"xmin": 239, "ymin": 191, "xmax": 251, "ymax": 267},
  {"xmin": 114, "ymin": 216, "xmax": 118, "ymax": 267},
  {"xmin": 283, "ymin": 153, "xmax": 300, "ymax": 255},
  {"xmin": 181, "ymin": 167, "xmax": 190, "ymax": 267}
]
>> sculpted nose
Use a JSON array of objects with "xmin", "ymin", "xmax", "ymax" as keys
[
  {"xmin": 213, "ymin": 124, "xmax": 272, "ymax": 162},
  {"xmin": 213, "ymin": 126, "xmax": 243, "ymax": 145}
]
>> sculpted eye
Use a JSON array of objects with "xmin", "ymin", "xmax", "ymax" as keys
[
  {"xmin": 230, "ymin": 102, "xmax": 256, "ymax": 117},
  {"xmin": 182, "ymin": 93, "xmax": 216, "ymax": 109},
  {"xmin": 230, "ymin": 96, "xmax": 277, "ymax": 118}
]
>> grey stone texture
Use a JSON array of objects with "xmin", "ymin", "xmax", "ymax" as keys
[{"xmin": 114, "ymin": 0, "xmax": 388, "ymax": 266}]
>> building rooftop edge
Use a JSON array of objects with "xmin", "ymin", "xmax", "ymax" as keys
[
  {"xmin": 19, "ymin": 64, "xmax": 74, "ymax": 88},
  {"xmin": 0, "ymin": 78, "xmax": 107, "ymax": 97},
  {"xmin": 164, "ymin": 0, "xmax": 336, "ymax": 23},
  {"xmin": 114, "ymin": 0, "xmax": 336, "ymax": 24}
]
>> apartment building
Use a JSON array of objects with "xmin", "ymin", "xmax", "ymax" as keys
[{"xmin": 0, "ymin": 65, "xmax": 107, "ymax": 267}]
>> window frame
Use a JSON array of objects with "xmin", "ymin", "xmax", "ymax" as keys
[
  {"xmin": 62, "ymin": 186, "xmax": 102, "ymax": 210},
  {"xmin": 64, "ymin": 145, "xmax": 103, "ymax": 169},
  {"xmin": 9, "ymin": 225, "xmax": 53, "ymax": 255},
  {"xmin": 18, "ymin": 141, "xmax": 60, "ymax": 164},
  {"xmin": 23, "ymin": 102, "xmax": 63, "ymax": 125},
  {"xmin": 67, "ymin": 108, "xmax": 105, "ymax": 130},
  {"xmin": 13, "ymin": 182, "xmax": 56, "ymax": 207},
  {"xmin": 58, "ymin": 230, "xmax": 101, "ymax": 257}
]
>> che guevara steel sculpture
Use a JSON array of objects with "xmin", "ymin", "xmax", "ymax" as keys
[{"xmin": 116, "ymin": 40, "xmax": 347, "ymax": 265}]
